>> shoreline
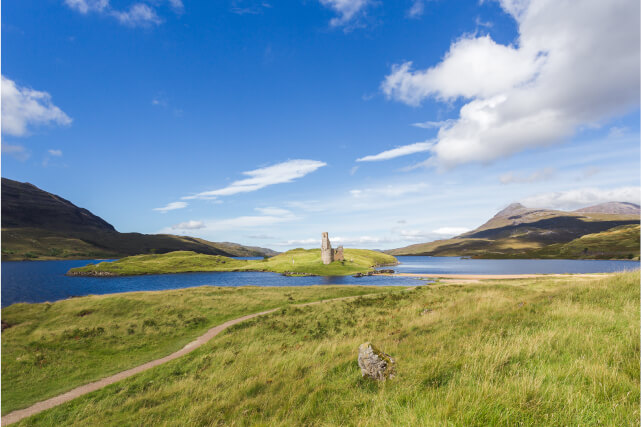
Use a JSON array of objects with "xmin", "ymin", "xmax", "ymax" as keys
[{"xmin": 391, "ymin": 272, "xmax": 616, "ymax": 280}]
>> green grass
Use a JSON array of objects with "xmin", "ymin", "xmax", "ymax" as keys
[
  {"xmin": 1, "ymin": 285, "xmax": 399, "ymax": 414},
  {"xmin": 67, "ymin": 248, "xmax": 398, "ymax": 277},
  {"xmin": 524, "ymin": 224, "xmax": 640, "ymax": 260},
  {"xmin": 10, "ymin": 271, "xmax": 640, "ymax": 425}
]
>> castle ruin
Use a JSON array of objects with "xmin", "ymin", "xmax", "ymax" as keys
[{"xmin": 321, "ymin": 232, "xmax": 344, "ymax": 264}]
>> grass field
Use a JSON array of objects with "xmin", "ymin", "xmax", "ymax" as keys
[
  {"xmin": 67, "ymin": 248, "xmax": 398, "ymax": 277},
  {"xmin": 1, "ymin": 285, "xmax": 399, "ymax": 415},
  {"xmin": 7, "ymin": 271, "xmax": 639, "ymax": 425}
]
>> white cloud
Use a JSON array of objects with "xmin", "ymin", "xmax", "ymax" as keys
[
  {"xmin": 171, "ymin": 220, "xmax": 205, "ymax": 230},
  {"xmin": 521, "ymin": 186, "xmax": 641, "ymax": 210},
  {"xmin": 350, "ymin": 182, "xmax": 429, "ymax": 198},
  {"xmin": 153, "ymin": 201, "xmax": 188, "ymax": 213},
  {"xmin": 168, "ymin": 0, "xmax": 184, "ymax": 12},
  {"xmin": 112, "ymin": 4, "xmax": 162, "ymax": 26},
  {"xmin": 432, "ymin": 226, "xmax": 470, "ymax": 236},
  {"xmin": 319, "ymin": 0, "xmax": 371, "ymax": 27},
  {"xmin": 64, "ymin": 0, "xmax": 109, "ymax": 14},
  {"xmin": 381, "ymin": 0, "xmax": 640, "ymax": 167},
  {"xmin": 356, "ymin": 141, "xmax": 433, "ymax": 162},
  {"xmin": 412, "ymin": 120, "xmax": 453, "ymax": 129},
  {"xmin": 1, "ymin": 76, "xmax": 72, "ymax": 137},
  {"xmin": 183, "ymin": 159, "xmax": 326, "ymax": 200},
  {"xmin": 407, "ymin": 0, "xmax": 424, "ymax": 18},
  {"xmin": 65, "ymin": 0, "xmax": 163, "ymax": 27},
  {"xmin": 499, "ymin": 167, "xmax": 555, "ymax": 184},
  {"xmin": 48, "ymin": 149, "xmax": 63, "ymax": 157},
  {"xmin": 2, "ymin": 143, "xmax": 30, "ymax": 161}
]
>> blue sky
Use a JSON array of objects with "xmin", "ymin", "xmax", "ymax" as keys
[{"xmin": 2, "ymin": 0, "xmax": 639, "ymax": 249}]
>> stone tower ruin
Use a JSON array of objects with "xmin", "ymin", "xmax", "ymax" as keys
[
  {"xmin": 321, "ymin": 232, "xmax": 344, "ymax": 264},
  {"xmin": 321, "ymin": 232, "xmax": 333, "ymax": 264}
]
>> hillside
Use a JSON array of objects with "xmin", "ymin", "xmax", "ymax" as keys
[
  {"xmin": 523, "ymin": 224, "xmax": 640, "ymax": 260},
  {"xmin": 1, "ymin": 178, "xmax": 277, "ymax": 260},
  {"xmin": 388, "ymin": 202, "xmax": 640, "ymax": 258},
  {"xmin": 67, "ymin": 248, "xmax": 398, "ymax": 277}
]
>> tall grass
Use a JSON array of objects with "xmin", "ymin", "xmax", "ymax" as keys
[
  {"xmin": 1, "ymin": 285, "xmax": 397, "ymax": 414},
  {"xmin": 14, "ymin": 271, "xmax": 639, "ymax": 425}
]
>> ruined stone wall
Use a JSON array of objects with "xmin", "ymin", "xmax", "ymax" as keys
[
  {"xmin": 334, "ymin": 245, "xmax": 344, "ymax": 262},
  {"xmin": 321, "ymin": 232, "xmax": 334, "ymax": 265}
]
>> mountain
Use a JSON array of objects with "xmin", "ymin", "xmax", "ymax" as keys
[
  {"xmin": 388, "ymin": 202, "xmax": 640, "ymax": 259},
  {"xmin": 574, "ymin": 202, "xmax": 640, "ymax": 215},
  {"xmin": 1, "ymin": 178, "xmax": 278, "ymax": 260}
]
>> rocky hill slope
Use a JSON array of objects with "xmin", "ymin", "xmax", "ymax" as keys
[
  {"xmin": 1, "ymin": 178, "xmax": 277, "ymax": 260},
  {"xmin": 388, "ymin": 202, "xmax": 640, "ymax": 259}
]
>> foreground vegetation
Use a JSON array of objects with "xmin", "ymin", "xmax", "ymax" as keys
[
  {"xmin": 1, "ymin": 285, "xmax": 398, "ymax": 414},
  {"xmin": 11, "ymin": 271, "xmax": 640, "ymax": 425},
  {"xmin": 67, "ymin": 248, "xmax": 398, "ymax": 277}
]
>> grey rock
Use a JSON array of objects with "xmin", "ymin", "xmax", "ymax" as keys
[{"xmin": 358, "ymin": 342, "xmax": 395, "ymax": 381}]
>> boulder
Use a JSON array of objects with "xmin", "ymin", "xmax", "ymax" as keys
[{"xmin": 358, "ymin": 342, "xmax": 395, "ymax": 380}]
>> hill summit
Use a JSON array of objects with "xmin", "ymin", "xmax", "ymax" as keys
[
  {"xmin": 1, "ymin": 178, "xmax": 277, "ymax": 260},
  {"xmin": 388, "ymin": 201, "xmax": 640, "ymax": 259}
]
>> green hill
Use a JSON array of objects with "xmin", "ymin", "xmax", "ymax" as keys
[
  {"xmin": 67, "ymin": 248, "xmax": 398, "ymax": 277},
  {"xmin": 388, "ymin": 202, "xmax": 640, "ymax": 258},
  {"xmin": 1, "ymin": 178, "xmax": 277, "ymax": 260},
  {"xmin": 523, "ymin": 224, "xmax": 640, "ymax": 260}
]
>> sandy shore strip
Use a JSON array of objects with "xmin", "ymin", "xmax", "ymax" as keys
[{"xmin": 392, "ymin": 273, "xmax": 612, "ymax": 280}]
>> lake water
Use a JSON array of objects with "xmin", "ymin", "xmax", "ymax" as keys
[{"xmin": 1, "ymin": 257, "xmax": 638, "ymax": 307}]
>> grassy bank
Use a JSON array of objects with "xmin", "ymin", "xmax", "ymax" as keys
[
  {"xmin": 67, "ymin": 248, "xmax": 398, "ymax": 277},
  {"xmin": 12, "ymin": 271, "xmax": 640, "ymax": 425},
  {"xmin": 1, "ymin": 285, "xmax": 399, "ymax": 414}
]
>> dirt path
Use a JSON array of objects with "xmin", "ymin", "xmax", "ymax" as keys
[{"xmin": 2, "ymin": 290, "xmax": 412, "ymax": 425}]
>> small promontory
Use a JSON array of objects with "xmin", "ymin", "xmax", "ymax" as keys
[{"xmin": 67, "ymin": 248, "xmax": 398, "ymax": 277}]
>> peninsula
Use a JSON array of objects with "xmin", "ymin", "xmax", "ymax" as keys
[{"xmin": 67, "ymin": 242, "xmax": 397, "ymax": 277}]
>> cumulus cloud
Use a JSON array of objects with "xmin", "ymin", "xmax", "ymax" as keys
[
  {"xmin": 499, "ymin": 167, "xmax": 555, "ymax": 184},
  {"xmin": 64, "ymin": 0, "xmax": 109, "ymax": 14},
  {"xmin": 64, "ymin": 0, "xmax": 163, "ymax": 27},
  {"xmin": 2, "ymin": 76, "xmax": 72, "ymax": 137},
  {"xmin": 521, "ymin": 186, "xmax": 641, "ymax": 210},
  {"xmin": 48, "ymin": 149, "xmax": 63, "ymax": 157},
  {"xmin": 381, "ymin": 0, "xmax": 640, "ymax": 167},
  {"xmin": 319, "ymin": 0, "xmax": 371, "ymax": 27},
  {"xmin": 112, "ymin": 4, "xmax": 162, "ymax": 26},
  {"xmin": 171, "ymin": 220, "xmax": 205, "ymax": 230},
  {"xmin": 432, "ymin": 226, "xmax": 470, "ymax": 236},
  {"xmin": 183, "ymin": 159, "xmax": 326, "ymax": 200},
  {"xmin": 154, "ymin": 201, "xmax": 188, "ymax": 213},
  {"xmin": 356, "ymin": 141, "xmax": 433, "ymax": 162},
  {"xmin": 407, "ymin": 0, "xmax": 425, "ymax": 18}
]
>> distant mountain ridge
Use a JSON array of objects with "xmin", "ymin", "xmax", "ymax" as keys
[
  {"xmin": 573, "ymin": 202, "xmax": 640, "ymax": 215},
  {"xmin": 388, "ymin": 201, "xmax": 640, "ymax": 259},
  {"xmin": 1, "ymin": 178, "xmax": 278, "ymax": 260}
]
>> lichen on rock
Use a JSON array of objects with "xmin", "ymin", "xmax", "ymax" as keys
[{"xmin": 358, "ymin": 342, "xmax": 395, "ymax": 381}]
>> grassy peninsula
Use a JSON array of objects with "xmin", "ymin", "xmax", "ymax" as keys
[
  {"xmin": 1, "ymin": 285, "xmax": 399, "ymax": 414},
  {"xmin": 7, "ymin": 271, "xmax": 639, "ymax": 425},
  {"xmin": 67, "ymin": 248, "xmax": 398, "ymax": 277}
]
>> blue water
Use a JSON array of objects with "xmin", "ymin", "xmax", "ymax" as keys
[
  {"xmin": 1, "ymin": 257, "xmax": 637, "ymax": 307},
  {"xmin": 392, "ymin": 256, "xmax": 639, "ymax": 275}
]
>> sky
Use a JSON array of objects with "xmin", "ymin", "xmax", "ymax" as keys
[{"xmin": 2, "ymin": 0, "xmax": 640, "ymax": 250}]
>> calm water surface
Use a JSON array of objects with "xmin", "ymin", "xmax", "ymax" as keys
[{"xmin": 1, "ymin": 256, "xmax": 637, "ymax": 307}]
